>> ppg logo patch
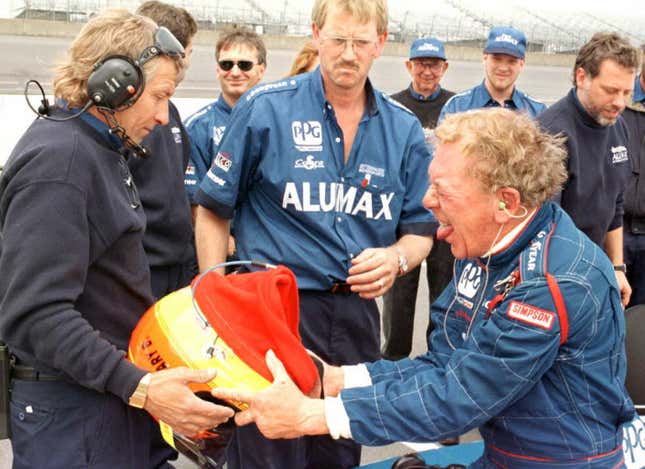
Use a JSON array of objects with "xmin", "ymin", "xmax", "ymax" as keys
[
  {"xmin": 457, "ymin": 263, "xmax": 482, "ymax": 299},
  {"xmin": 213, "ymin": 151, "xmax": 232, "ymax": 172},
  {"xmin": 292, "ymin": 121, "xmax": 322, "ymax": 152}
]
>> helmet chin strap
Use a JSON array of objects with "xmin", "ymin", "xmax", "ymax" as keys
[{"xmin": 97, "ymin": 107, "xmax": 150, "ymax": 158}]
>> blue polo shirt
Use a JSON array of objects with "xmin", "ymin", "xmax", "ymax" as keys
[
  {"xmin": 634, "ymin": 75, "xmax": 645, "ymax": 104},
  {"xmin": 195, "ymin": 69, "xmax": 437, "ymax": 290},
  {"xmin": 408, "ymin": 84, "xmax": 443, "ymax": 101},
  {"xmin": 438, "ymin": 81, "xmax": 546, "ymax": 121},
  {"xmin": 183, "ymin": 95, "xmax": 233, "ymax": 203}
]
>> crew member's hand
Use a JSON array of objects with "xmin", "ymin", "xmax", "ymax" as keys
[
  {"xmin": 306, "ymin": 349, "xmax": 344, "ymax": 398},
  {"xmin": 322, "ymin": 365, "xmax": 344, "ymax": 398},
  {"xmin": 212, "ymin": 350, "xmax": 328, "ymax": 439},
  {"xmin": 144, "ymin": 367, "xmax": 235, "ymax": 437},
  {"xmin": 346, "ymin": 247, "xmax": 399, "ymax": 299},
  {"xmin": 615, "ymin": 270, "xmax": 632, "ymax": 307}
]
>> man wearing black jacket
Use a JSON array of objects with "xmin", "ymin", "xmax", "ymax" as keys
[
  {"xmin": 0, "ymin": 10, "xmax": 233, "ymax": 468},
  {"xmin": 538, "ymin": 32, "xmax": 639, "ymax": 306}
]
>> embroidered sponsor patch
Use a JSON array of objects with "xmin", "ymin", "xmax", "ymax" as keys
[
  {"xmin": 611, "ymin": 145, "xmax": 628, "ymax": 164},
  {"xmin": 171, "ymin": 126, "xmax": 182, "ymax": 144},
  {"xmin": 214, "ymin": 151, "xmax": 232, "ymax": 172},
  {"xmin": 292, "ymin": 121, "xmax": 322, "ymax": 152},
  {"xmin": 212, "ymin": 126, "xmax": 226, "ymax": 145},
  {"xmin": 507, "ymin": 301, "xmax": 555, "ymax": 330}
]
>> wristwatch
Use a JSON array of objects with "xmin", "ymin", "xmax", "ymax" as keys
[
  {"xmin": 128, "ymin": 373, "xmax": 151, "ymax": 409},
  {"xmin": 397, "ymin": 250, "xmax": 409, "ymax": 277},
  {"xmin": 613, "ymin": 264, "xmax": 627, "ymax": 273}
]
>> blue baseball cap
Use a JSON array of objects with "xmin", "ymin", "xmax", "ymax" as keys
[
  {"xmin": 409, "ymin": 38, "xmax": 446, "ymax": 60},
  {"xmin": 484, "ymin": 26, "xmax": 526, "ymax": 59}
]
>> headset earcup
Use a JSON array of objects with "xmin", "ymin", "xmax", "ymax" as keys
[{"xmin": 87, "ymin": 56, "xmax": 144, "ymax": 110}]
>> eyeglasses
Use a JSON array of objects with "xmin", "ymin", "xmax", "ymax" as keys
[
  {"xmin": 321, "ymin": 35, "xmax": 377, "ymax": 53},
  {"xmin": 412, "ymin": 60, "xmax": 446, "ymax": 72},
  {"xmin": 218, "ymin": 60, "xmax": 257, "ymax": 72},
  {"xmin": 138, "ymin": 26, "xmax": 186, "ymax": 66}
]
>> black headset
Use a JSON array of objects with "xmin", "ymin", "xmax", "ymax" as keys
[
  {"xmin": 26, "ymin": 26, "xmax": 184, "ymax": 117},
  {"xmin": 86, "ymin": 55, "xmax": 145, "ymax": 110}
]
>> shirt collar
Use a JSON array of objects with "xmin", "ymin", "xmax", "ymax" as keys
[
  {"xmin": 408, "ymin": 83, "xmax": 442, "ymax": 101},
  {"xmin": 78, "ymin": 109, "xmax": 123, "ymax": 149},
  {"xmin": 312, "ymin": 67, "xmax": 379, "ymax": 118},
  {"xmin": 475, "ymin": 81, "xmax": 520, "ymax": 109},
  {"xmin": 570, "ymin": 87, "xmax": 604, "ymax": 128},
  {"xmin": 634, "ymin": 75, "xmax": 645, "ymax": 104},
  {"xmin": 216, "ymin": 94, "xmax": 233, "ymax": 114}
]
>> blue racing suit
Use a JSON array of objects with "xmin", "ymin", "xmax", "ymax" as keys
[
  {"xmin": 438, "ymin": 81, "xmax": 546, "ymax": 121},
  {"xmin": 183, "ymin": 95, "xmax": 232, "ymax": 204},
  {"xmin": 340, "ymin": 202, "xmax": 634, "ymax": 468}
]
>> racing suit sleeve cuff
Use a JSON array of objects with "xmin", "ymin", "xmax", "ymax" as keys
[
  {"xmin": 324, "ymin": 396, "xmax": 353, "ymax": 440},
  {"xmin": 342, "ymin": 364, "xmax": 372, "ymax": 389}
]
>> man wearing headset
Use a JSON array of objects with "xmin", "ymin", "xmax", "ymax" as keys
[
  {"xmin": 215, "ymin": 109, "xmax": 635, "ymax": 469},
  {"xmin": 194, "ymin": 0, "xmax": 435, "ymax": 467},
  {"xmin": 0, "ymin": 10, "xmax": 233, "ymax": 468}
]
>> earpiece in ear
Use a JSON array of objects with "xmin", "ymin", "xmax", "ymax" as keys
[{"xmin": 498, "ymin": 201, "xmax": 507, "ymax": 210}]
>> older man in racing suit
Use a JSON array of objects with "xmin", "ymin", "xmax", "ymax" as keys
[{"xmin": 213, "ymin": 108, "xmax": 635, "ymax": 469}]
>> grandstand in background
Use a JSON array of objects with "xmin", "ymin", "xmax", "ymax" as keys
[{"xmin": 4, "ymin": 0, "xmax": 644, "ymax": 53}]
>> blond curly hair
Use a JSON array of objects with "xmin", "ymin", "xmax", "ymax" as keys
[{"xmin": 434, "ymin": 108, "xmax": 568, "ymax": 207}]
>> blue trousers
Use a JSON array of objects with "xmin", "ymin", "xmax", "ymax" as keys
[
  {"xmin": 226, "ymin": 290, "xmax": 381, "ymax": 469},
  {"xmin": 10, "ymin": 379, "xmax": 175, "ymax": 469}
]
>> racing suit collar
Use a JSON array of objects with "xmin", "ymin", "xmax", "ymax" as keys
[
  {"xmin": 483, "ymin": 207, "xmax": 538, "ymax": 257},
  {"xmin": 215, "ymin": 94, "xmax": 233, "ymax": 115},
  {"xmin": 481, "ymin": 203, "xmax": 554, "ymax": 269},
  {"xmin": 476, "ymin": 80, "xmax": 521, "ymax": 109}
]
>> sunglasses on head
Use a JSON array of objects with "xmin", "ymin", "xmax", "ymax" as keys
[
  {"xmin": 218, "ymin": 60, "xmax": 256, "ymax": 72},
  {"xmin": 139, "ymin": 26, "xmax": 185, "ymax": 66}
]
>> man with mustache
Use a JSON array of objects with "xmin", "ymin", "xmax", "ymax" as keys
[
  {"xmin": 538, "ymin": 33, "xmax": 640, "ymax": 307},
  {"xmin": 438, "ymin": 26, "xmax": 545, "ymax": 121},
  {"xmin": 193, "ymin": 0, "xmax": 435, "ymax": 467}
]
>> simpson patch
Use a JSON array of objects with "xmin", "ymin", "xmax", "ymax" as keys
[{"xmin": 507, "ymin": 301, "xmax": 555, "ymax": 330}]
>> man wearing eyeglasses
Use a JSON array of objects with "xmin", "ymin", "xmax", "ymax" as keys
[
  {"xmin": 382, "ymin": 37, "xmax": 455, "ymax": 366},
  {"xmin": 184, "ymin": 28, "xmax": 266, "ymax": 211},
  {"xmin": 439, "ymin": 26, "xmax": 546, "ymax": 121},
  {"xmin": 0, "ymin": 10, "xmax": 234, "ymax": 469},
  {"xmin": 194, "ymin": 0, "xmax": 435, "ymax": 468}
]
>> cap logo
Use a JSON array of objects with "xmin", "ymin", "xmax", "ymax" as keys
[
  {"xmin": 494, "ymin": 33, "xmax": 519, "ymax": 45},
  {"xmin": 418, "ymin": 43, "xmax": 439, "ymax": 52}
]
